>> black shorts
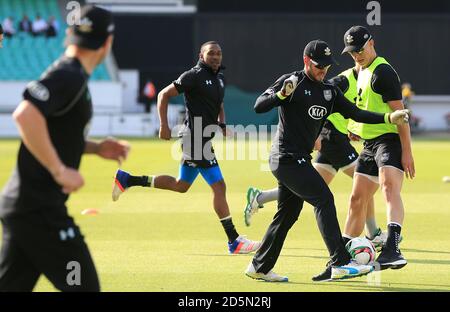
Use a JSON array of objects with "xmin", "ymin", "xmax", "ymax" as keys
[
  {"xmin": 355, "ymin": 133, "xmax": 403, "ymax": 178},
  {"xmin": 0, "ymin": 210, "xmax": 100, "ymax": 292},
  {"xmin": 314, "ymin": 121, "xmax": 358, "ymax": 172}
]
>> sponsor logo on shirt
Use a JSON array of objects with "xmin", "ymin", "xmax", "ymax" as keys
[
  {"xmin": 308, "ymin": 105, "xmax": 327, "ymax": 120},
  {"xmin": 27, "ymin": 81, "xmax": 50, "ymax": 102}
]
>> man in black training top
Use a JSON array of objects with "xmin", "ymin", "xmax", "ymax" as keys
[
  {"xmin": 112, "ymin": 41, "xmax": 260, "ymax": 255},
  {"xmin": 0, "ymin": 6, "xmax": 129, "ymax": 291},
  {"xmin": 244, "ymin": 39, "xmax": 409, "ymax": 282}
]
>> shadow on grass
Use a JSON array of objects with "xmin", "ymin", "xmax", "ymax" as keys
[
  {"xmin": 403, "ymin": 248, "xmax": 450, "ymax": 255},
  {"xmin": 284, "ymin": 247, "xmax": 327, "ymax": 252},
  {"xmin": 188, "ymin": 253, "xmax": 329, "ymax": 261},
  {"xmin": 188, "ymin": 253, "xmax": 254, "ymax": 257},
  {"xmin": 282, "ymin": 254, "xmax": 328, "ymax": 260},
  {"xmin": 407, "ymin": 258, "xmax": 450, "ymax": 265}
]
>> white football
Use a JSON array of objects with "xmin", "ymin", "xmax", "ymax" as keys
[{"xmin": 345, "ymin": 237, "xmax": 376, "ymax": 265}]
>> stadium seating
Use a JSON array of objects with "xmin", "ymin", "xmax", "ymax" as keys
[{"xmin": 0, "ymin": 0, "xmax": 110, "ymax": 81}]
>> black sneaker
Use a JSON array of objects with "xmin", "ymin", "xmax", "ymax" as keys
[
  {"xmin": 312, "ymin": 265, "xmax": 332, "ymax": 282},
  {"xmin": 376, "ymin": 248, "xmax": 407, "ymax": 270}
]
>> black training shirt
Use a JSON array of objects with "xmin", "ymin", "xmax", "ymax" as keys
[
  {"xmin": 254, "ymin": 70, "xmax": 387, "ymax": 158},
  {"xmin": 173, "ymin": 61, "xmax": 225, "ymax": 141},
  {"xmin": 371, "ymin": 63, "xmax": 402, "ymax": 102},
  {"xmin": 0, "ymin": 56, "xmax": 92, "ymax": 217}
]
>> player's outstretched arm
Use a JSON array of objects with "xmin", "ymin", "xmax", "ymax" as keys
[
  {"xmin": 85, "ymin": 138, "xmax": 130, "ymax": 166},
  {"xmin": 254, "ymin": 74, "xmax": 297, "ymax": 113},
  {"xmin": 157, "ymin": 84, "xmax": 179, "ymax": 140},
  {"xmin": 333, "ymin": 89, "xmax": 410, "ymax": 125},
  {"xmin": 13, "ymin": 100, "xmax": 84, "ymax": 193}
]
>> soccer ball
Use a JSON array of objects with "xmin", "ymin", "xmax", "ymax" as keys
[{"xmin": 345, "ymin": 237, "xmax": 376, "ymax": 265}]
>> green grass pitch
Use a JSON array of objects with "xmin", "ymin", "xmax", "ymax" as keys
[{"xmin": 0, "ymin": 137, "xmax": 449, "ymax": 292}]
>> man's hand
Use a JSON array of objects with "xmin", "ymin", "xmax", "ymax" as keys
[
  {"xmin": 97, "ymin": 137, "xmax": 130, "ymax": 165},
  {"xmin": 159, "ymin": 124, "xmax": 171, "ymax": 140},
  {"xmin": 401, "ymin": 149, "xmax": 415, "ymax": 179},
  {"xmin": 52, "ymin": 165, "xmax": 84, "ymax": 194},
  {"xmin": 389, "ymin": 109, "xmax": 410, "ymax": 125},
  {"xmin": 348, "ymin": 131, "xmax": 361, "ymax": 141},
  {"xmin": 281, "ymin": 74, "xmax": 299, "ymax": 97}
]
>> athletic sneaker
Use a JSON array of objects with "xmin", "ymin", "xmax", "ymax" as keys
[
  {"xmin": 376, "ymin": 248, "xmax": 407, "ymax": 270},
  {"xmin": 330, "ymin": 261, "xmax": 374, "ymax": 280},
  {"xmin": 228, "ymin": 236, "xmax": 261, "ymax": 254},
  {"xmin": 367, "ymin": 228, "xmax": 403, "ymax": 251},
  {"xmin": 244, "ymin": 187, "xmax": 262, "ymax": 226},
  {"xmin": 112, "ymin": 169, "xmax": 130, "ymax": 201},
  {"xmin": 245, "ymin": 262, "xmax": 288, "ymax": 282},
  {"xmin": 312, "ymin": 265, "xmax": 332, "ymax": 282}
]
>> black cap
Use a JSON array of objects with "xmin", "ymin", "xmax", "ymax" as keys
[
  {"xmin": 303, "ymin": 39, "xmax": 338, "ymax": 67},
  {"xmin": 342, "ymin": 25, "xmax": 372, "ymax": 54},
  {"xmin": 69, "ymin": 5, "xmax": 114, "ymax": 50}
]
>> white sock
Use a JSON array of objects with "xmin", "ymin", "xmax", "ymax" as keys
[
  {"xmin": 149, "ymin": 176, "xmax": 155, "ymax": 187},
  {"xmin": 342, "ymin": 234, "xmax": 354, "ymax": 240},
  {"xmin": 256, "ymin": 188, "xmax": 279, "ymax": 205}
]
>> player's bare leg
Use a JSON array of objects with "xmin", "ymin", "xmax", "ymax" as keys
[
  {"xmin": 313, "ymin": 164, "xmax": 336, "ymax": 185},
  {"xmin": 210, "ymin": 180, "xmax": 260, "ymax": 254},
  {"xmin": 153, "ymin": 175, "xmax": 191, "ymax": 193},
  {"xmin": 210, "ymin": 179, "xmax": 231, "ymax": 219},
  {"xmin": 376, "ymin": 166, "xmax": 407, "ymax": 270},
  {"xmin": 342, "ymin": 165, "xmax": 382, "ymax": 243},
  {"xmin": 379, "ymin": 167, "xmax": 405, "ymax": 225},
  {"xmin": 112, "ymin": 169, "xmax": 192, "ymax": 201},
  {"xmin": 344, "ymin": 173, "xmax": 378, "ymax": 241}
]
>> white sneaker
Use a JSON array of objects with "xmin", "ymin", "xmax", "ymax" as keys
[
  {"xmin": 112, "ymin": 169, "xmax": 130, "ymax": 202},
  {"xmin": 245, "ymin": 262, "xmax": 288, "ymax": 282},
  {"xmin": 228, "ymin": 236, "xmax": 261, "ymax": 254},
  {"xmin": 244, "ymin": 187, "xmax": 262, "ymax": 226},
  {"xmin": 331, "ymin": 261, "xmax": 374, "ymax": 280}
]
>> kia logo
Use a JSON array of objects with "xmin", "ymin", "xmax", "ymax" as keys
[{"xmin": 308, "ymin": 105, "xmax": 327, "ymax": 120}]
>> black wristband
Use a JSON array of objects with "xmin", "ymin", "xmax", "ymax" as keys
[{"xmin": 218, "ymin": 122, "xmax": 226, "ymax": 129}]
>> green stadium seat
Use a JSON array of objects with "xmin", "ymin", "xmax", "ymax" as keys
[{"xmin": 0, "ymin": 0, "xmax": 111, "ymax": 81}]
